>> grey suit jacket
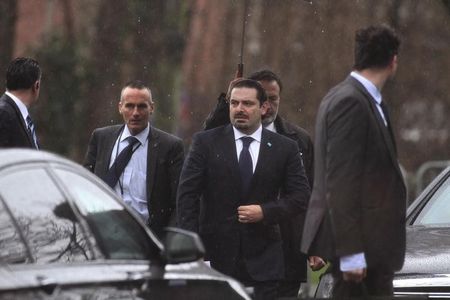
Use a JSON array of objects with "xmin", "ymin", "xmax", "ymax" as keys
[
  {"xmin": 83, "ymin": 124, "xmax": 184, "ymax": 236},
  {"xmin": 0, "ymin": 94, "xmax": 36, "ymax": 149},
  {"xmin": 301, "ymin": 76, "xmax": 407, "ymax": 271},
  {"xmin": 177, "ymin": 124, "xmax": 311, "ymax": 281}
]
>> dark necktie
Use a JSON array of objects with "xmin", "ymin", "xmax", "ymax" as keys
[
  {"xmin": 380, "ymin": 101, "xmax": 391, "ymax": 128},
  {"xmin": 26, "ymin": 115, "xmax": 38, "ymax": 149},
  {"xmin": 239, "ymin": 136, "xmax": 254, "ymax": 195},
  {"xmin": 104, "ymin": 136, "xmax": 140, "ymax": 188},
  {"xmin": 380, "ymin": 101, "xmax": 397, "ymax": 153}
]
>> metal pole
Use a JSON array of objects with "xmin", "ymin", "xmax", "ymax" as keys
[{"xmin": 237, "ymin": 0, "xmax": 249, "ymax": 78}]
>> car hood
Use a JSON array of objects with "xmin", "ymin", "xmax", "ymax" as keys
[
  {"xmin": 0, "ymin": 260, "xmax": 243, "ymax": 290},
  {"xmin": 398, "ymin": 226, "xmax": 450, "ymax": 275},
  {"xmin": 0, "ymin": 261, "xmax": 251, "ymax": 299}
]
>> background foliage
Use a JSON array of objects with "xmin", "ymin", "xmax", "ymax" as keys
[{"xmin": 0, "ymin": 0, "xmax": 448, "ymax": 199}]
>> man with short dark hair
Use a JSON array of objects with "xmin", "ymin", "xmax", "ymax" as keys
[
  {"xmin": 0, "ymin": 57, "xmax": 41, "ymax": 149},
  {"xmin": 84, "ymin": 80, "xmax": 184, "ymax": 237},
  {"xmin": 301, "ymin": 24, "xmax": 407, "ymax": 297},
  {"xmin": 178, "ymin": 79, "xmax": 311, "ymax": 300},
  {"xmin": 204, "ymin": 70, "xmax": 318, "ymax": 297}
]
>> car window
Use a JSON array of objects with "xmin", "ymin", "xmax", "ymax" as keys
[
  {"xmin": 0, "ymin": 199, "xmax": 28, "ymax": 263},
  {"xmin": 0, "ymin": 286, "xmax": 147, "ymax": 300},
  {"xmin": 53, "ymin": 168, "xmax": 160, "ymax": 260},
  {"xmin": 0, "ymin": 167, "xmax": 90, "ymax": 263},
  {"xmin": 414, "ymin": 175, "xmax": 450, "ymax": 225}
]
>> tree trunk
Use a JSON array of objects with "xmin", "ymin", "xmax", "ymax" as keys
[{"xmin": 0, "ymin": 0, "xmax": 17, "ymax": 90}]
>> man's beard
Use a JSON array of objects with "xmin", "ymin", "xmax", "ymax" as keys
[{"xmin": 262, "ymin": 114, "xmax": 276, "ymax": 126}]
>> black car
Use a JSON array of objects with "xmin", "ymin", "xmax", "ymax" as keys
[
  {"xmin": 0, "ymin": 149, "xmax": 250, "ymax": 299},
  {"xmin": 394, "ymin": 165, "xmax": 450, "ymax": 297},
  {"xmin": 315, "ymin": 165, "xmax": 450, "ymax": 298}
]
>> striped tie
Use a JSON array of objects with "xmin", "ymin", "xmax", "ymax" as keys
[{"xmin": 26, "ymin": 115, "xmax": 39, "ymax": 149}]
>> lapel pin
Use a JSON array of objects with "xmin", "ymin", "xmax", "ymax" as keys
[{"xmin": 267, "ymin": 142, "xmax": 272, "ymax": 147}]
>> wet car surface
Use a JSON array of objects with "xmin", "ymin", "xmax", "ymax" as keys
[
  {"xmin": 394, "ymin": 165, "xmax": 450, "ymax": 298},
  {"xmin": 315, "ymin": 166, "xmax": 450, "ymax": 298},
  {"xmin": 0, "ymin": 149, "xmax": 250, "ymax": 299}
]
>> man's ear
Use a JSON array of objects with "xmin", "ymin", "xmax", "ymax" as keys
[
  {"xmin": 261, "ymin": 101, "xmax": 269, "ymax": 115},
  {"xmin": 33, "ymin": 80, "xmax": 40, "ymax": 92},
  {"xmin": 149, "ymin": 101, "xmax": 155, "ymax": 115},
  {"xmin": 118, "ymin": 101, "xmax": 123, "ymax": 114},
  {"xmin": 390, "ymin": 55, "xmax": 398, "ymax": 68}
]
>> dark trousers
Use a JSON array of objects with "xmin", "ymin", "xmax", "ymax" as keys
[
  {"xmin": 276, "ymin": 280, "xmax": 301, "ymax": 298},
  {"xmin": 332, "ymin": 265, "xmax": 394, "ymax": 297},
  {"xmin": 233, "ymin": 257, "xmax": 279, "ymax": 300}
]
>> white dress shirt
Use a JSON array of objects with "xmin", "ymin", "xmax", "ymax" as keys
[
  {"xmin": 264, "ymin": 121, "xmax": 277, "ymax": 133},
  {"xmin": 233, "ymin": 125, "xmax": 263, "ymax": 173},
  {"xmin": 109, "ymin": 124, "xmax": 149, "ymax": 222},
  {"xmin": 350, "ymin": 71, "xmax": 387, "ymax": 126}
]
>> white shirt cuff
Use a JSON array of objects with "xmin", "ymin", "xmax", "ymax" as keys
[{"xmin": 340, "ymin": 252, "xmax": 367, "ymax": 271}]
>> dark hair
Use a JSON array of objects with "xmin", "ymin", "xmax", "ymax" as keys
[
  {"xmin": 6, "ymin": 57, "xmax": 41, "ymax": 90},
  {"xmin": 123, "ymin": 79, "xmax": 149, "ymax": 90},
  {"xmin": 353, "ymin": 25, "xmax": 400, "ymax": 70},
  {"xmin": 248, "ymin": 69, "xmax": 283, "ymax": 93},
  {"xmin": 121, "ymin": 79, "xmax": 152, "ymax": 101},
  {"xmin": 230, "ymin": 79, "xmax": 267, "ymax": 106}
]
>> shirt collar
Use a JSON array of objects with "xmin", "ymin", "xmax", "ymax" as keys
[
  {"xmin": 264, "ymin": 122, "xmax": 277, "ymax": 133},
  {"xmin": 350, "ymin": 71, "xmax": 382, "ymax": 105},
  {"xmin": 121, "ymin": 123, "xmax": 150, "ymax": 145},
  {"xmin": 5, "ymin": 91, "xmax": 29, "ymax": 121},
  {"xmin": 233, "ymin": 124, "xmax": 262, "ymax": 143}
]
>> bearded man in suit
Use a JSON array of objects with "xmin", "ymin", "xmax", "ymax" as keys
[
  {"xmin": 301, "ymin": 25, "xmax": 407, "ymax": 297},
  {"xmin": 177, "ymin": 79, "xmax": 310, "ymax": 300},
  {"xmin": 84, "ymin": 80, "xmax": 184, "ymax": 237},
  {"xmin": 203, "ymin": 70, "xmax": 321, "ymax": 297}
]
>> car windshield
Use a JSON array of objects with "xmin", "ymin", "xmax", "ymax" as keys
[
  {"xmin": 413, "ymin": 175, "xmax": 450, "ymax": 225},
  {"xmin": 53, "ymin": 168, "xmax": 161, "ymax": 260}
]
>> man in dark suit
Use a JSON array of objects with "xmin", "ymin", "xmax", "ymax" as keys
[
  {"xmin": 84, "ymin": 80, "xmax": 184, "ymax": 237},
  {"xmin": 301, "ymin": 25, "xmax": 407, "ymax": 297},
  {"xmin": 204, "ymin": 70, "xmax": 319, "ymax": 297},
  {"xmin": 0, "ymin": 57, "xmax": 41, "ymax": 149},
  {"xmin": 177, "ymin": 79, "xmax": 310, "ymax": 300}
]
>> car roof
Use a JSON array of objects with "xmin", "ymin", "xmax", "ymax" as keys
[{"xmin": 0, "ymin": 149, "xmax": 80, "ymax": 171}]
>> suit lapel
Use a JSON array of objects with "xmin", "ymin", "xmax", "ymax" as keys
[
  {"xmin": 221, "ymin": 125, "xmax": 242, "ymax": 190},
  {"xmin": 98, "ymin": 126, "xmax": 123, "ymax": 178},
  {"xmin": 4, "ymin": 96, "xmax": 35, "ymax": 148},
  {"xmin": 249, "ymin": 129, "xmax": 272, "ymax": 194},
  {"xmin": 146, "ymin": 126, "xmax": 160, "ymax": 200},
  {"xmin": 349, "ymin": 77, "xmax": 403, "ymax": 177},
  {"xmin": 253, "ymin": 129, "xmax": 267, "ymax": 176}
]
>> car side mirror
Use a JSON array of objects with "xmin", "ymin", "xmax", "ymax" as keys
[{"xmin": 163, "ymin": 227, "xmax": 205, "ymax": 264}]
